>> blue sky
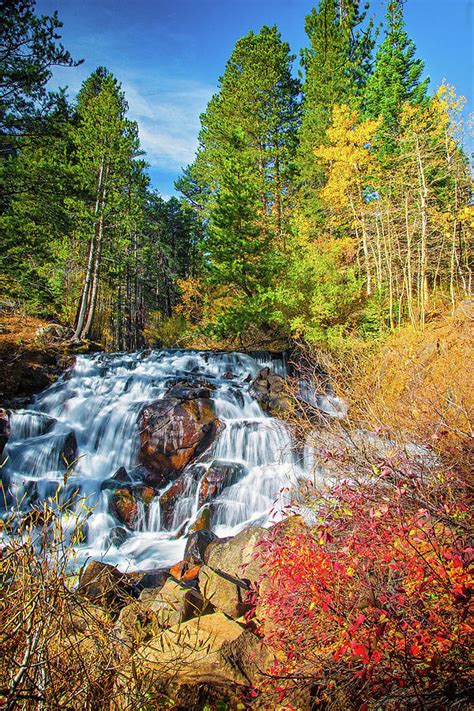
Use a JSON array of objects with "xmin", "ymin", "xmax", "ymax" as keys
[{"xmin": 36, "ymin": 0, "xmax": 473, "ymax": 198}]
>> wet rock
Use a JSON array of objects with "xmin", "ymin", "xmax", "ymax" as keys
[
  {"xmin": 61, "ymin": 430, "xmax": 78, "ymax": 467},
  {"xmin": 189, "ymin": 503, "xmax": 216, "ymax": 532},
  {"xmin": 109, "ymin": 487, "xmax": 140, "ymax": 530},
  {"xmin": 0, "ymin": 408, "xmax": 10, "ymax": 459},
  {"xmin": 138, "ymin": 568, "xmax": 170, "ymax": 591},
  {"xmin": 10, "ymin": 409, "xmax": 56, "ymax": 439},
  {"xmin": 129, "ymin": 464, "xmax": 166, "ymax": 489},
  {"xmin": 205, "ymin": 525, "xmax": 269, "ymax": 582},
  {"xmin": 165, "ymin": 380, "xmax": 215, "ymax": 400},
  {"xmin": 184, "ymin": 529, "xmax": 218, "ymax": 565},
  {"xmin": 108, "ymin": 482, "xmax": 156, "ymax": 530},
  {"xmin": 199, "ymin": 564, "xmax": 250, "ymax": 620},
  {"xmin": 223, "ymin": 371, "xmax": 234, "ymax": 380},
  {"xmin": 112, "ymin": 466, "xmax": 131, "ymax": 483},
  {"xmin": 78, "ymin": 561, "xmax": 137, "ymax": 610},
  {"xmin": 249, "ymin": 367, "xmax": 293, "ymax": 413},
  {"xmin": 138, "ymin": 395, "xmax": 223, "ymax": 478},
  {"xmin": 107, "ymin": 526, "xmax": 129, "ymax": 547},
  {"xmin": 198, "ymin": 460, "xmax": 247, "ymax": 507},
  {"xmin": 159, "ymin": 476, "xmax": 195, "ymax": 529}
]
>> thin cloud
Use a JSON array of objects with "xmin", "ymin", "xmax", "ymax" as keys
[{"xmin": 122, "ymin": 77, "xmax": 215, "ymax": 171}]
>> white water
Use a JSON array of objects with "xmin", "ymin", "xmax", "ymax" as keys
[{"xmin": 2, "ymin": 350, "xmax": 311, "ymax": 572}]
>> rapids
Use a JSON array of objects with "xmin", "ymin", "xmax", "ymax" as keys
[{"xmin": 1, "ymin": 349, "xmax": 315, "ymax": 572}]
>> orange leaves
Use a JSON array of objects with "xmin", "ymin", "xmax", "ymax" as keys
[{"xmin": 254, "ymin": 479, "xmax": 473, "ymax": 707}]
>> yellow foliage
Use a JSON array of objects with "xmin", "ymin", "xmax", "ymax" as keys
[
  {"xmin": 347, "ymin": 302, "xmax": 473, "ymax": 478},
  {"xmin": 314, "ymin": 105, "xmax": 381, "ymax": 215}
]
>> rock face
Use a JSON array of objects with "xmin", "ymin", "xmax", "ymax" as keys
[
  {"xmin": 138, "ymin": 579, "xmax": 208, "ymax": 628},
  {"xmin": 138, "ymin": 386, "xmax": 222, "ymax": 478},
  {"xmin": 0, "ymin": 408, "xmax": 10, "ymax": 459},
  {"xmin": 184, "ymin": 529, "xmax": 218, "ymax": 565},
  {"xmin": 249, "ymin": 367, "xmax": 292, "ymax": 413},
  {"xmin": 108, "ymin": 483, "xmax": 156, "ymax": 530},
  {"xmin": 198, "ymin": 460, "xmax": 246, "ymax": 507},
  {"xmin": 199, "ymin": 565, "xmax": 250, "ymax": 619},
  {"xmin": 116, "ymin": 612, "xmax": 272, "ymax": 708},
  {"xmin": 205, "ymin": 525, "xmax": 269, "ymax": 582},
  {"xmin": 78, "ymin": 561, "xmax": 137, "ymax": 610}
]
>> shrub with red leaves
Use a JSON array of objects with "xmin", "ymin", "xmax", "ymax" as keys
[{"xmin": 255, "ymin": 472, "xmax": 473, "ymax": 709}]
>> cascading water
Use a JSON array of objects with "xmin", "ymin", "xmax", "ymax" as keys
[{"xmin": 1, "ymin": 350, "xmax": 311, "ymax": 572}]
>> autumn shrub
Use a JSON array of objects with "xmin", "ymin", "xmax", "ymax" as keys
[
  {"xmin": 343, "ymin": 302, "xmax": 473, "ymax": 480},
  {"xmin": 0, "ymin": 494, "xmax": 122, "ymax": 709},
  {"xmin": 255, "ymin": 464, "xmax": 473, "ymax": 709}
]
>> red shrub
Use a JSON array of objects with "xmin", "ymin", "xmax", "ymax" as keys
[{"xmin": 255, "ymin": 475, "xmax": 473, "ymax": 708}]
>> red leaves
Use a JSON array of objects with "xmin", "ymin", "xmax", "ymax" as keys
[{"xmin": 254, "ymin": 479, "xmax": 472, "ymax": 706}]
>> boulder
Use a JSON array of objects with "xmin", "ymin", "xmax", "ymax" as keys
[
  {"xmin": 116, "ymin": 612, "xmax": 273, "ymax": 707},
  {"xmin": 78, "ymin": 561, "xmax": 137, "ymax": 610},
  {"xmin": 249, "ymin": 367, "xmax": 293, "ymax": 413},
  {"xmin": 138, "ymin": 579, "xmax": 208, "ymax": 628},
  {"xmin": 165, "ymin": 381, "xmax": 215, "ymax": 400},
  {"xmin": 10, "ymin": 409, "xmax": 56, "ymax": 439},
  {"xmin": 60, "ymin": 430, "xmax": 78, "ymax": 467},
  {"xmin": 107, "ymin": 526, "xmax": 129, "ymax": 547},
  {"xmin": 108, "ymin": 483, "xmax": 156, "ymax": 530},
  {"xmin": 138, "ymin": 395, "xmax": 223, "ymax": 478},
  {"xmin": 189, "ymin": 503, "xmax": 217, "ymax": 532},
  {"xmin": 108, "ymin": 487, "xmax": 141, "ymax": 529},
  {"xmin": 199, "ymin": 564, "xmax": 250, "ymax": 619},
  {"xmin": 112, "ymin": 466, "xmax": 131, "ymax": 483},
  {"xmin": 35, "ymin": 323, "xmax": 73, "ymax": 345},
  {"xmin": 198, "ymin": 460, "xmax": 246, "ymax": 507},
  {"xmin": 184, "ymin": 529, "xmax": 218, "ymax": 565},
  {"xmin": 138, "ymin": 568, "xmax": 170, "ymax": 591},
  {"xmin": 159, "ymin": 475, "xmax": 195, "ymax": 529},
  {"xmin": 0, "ymin": 408, "xmax": 10, "ymax": 459},
  {"xmin": 114, "ymin": 600, "xmax": 159, "ymax": 659},
  {"xmin": 169, "ymin": 559, "xmax": 201, "ymax": 583},
  {"xmin": 205, "ymin": 525, "xmax": 269, "ymax": 582}
]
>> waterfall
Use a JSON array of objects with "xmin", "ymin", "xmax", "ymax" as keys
[{"xmin": 1, "ymin": 350, "xmax": 310, "ymax": 572}]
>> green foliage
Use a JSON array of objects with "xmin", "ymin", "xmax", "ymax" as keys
[
  {"xmin": 364, "ymin": 0, "xmax": 429, "ymax": 150},
  {"xmin": 297, "ymin": 0, "xmax": 375, "ymax": 227},
  {"xmin": 0, "ymin": 0, "xmax": 81, "ymax": 134}
]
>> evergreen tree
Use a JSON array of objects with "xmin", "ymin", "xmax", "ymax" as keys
[
  {"xmin": 297, "ymin": 0, "xmax": 374, "ymax": 228},
  {"xmin": 183, "ymin": 25, "xmax": 300, "ymax": 336},
  {"xmin": 71, "ymin": 68, "xmax": 141, "ymax": 341},
  {"xmin": 365, "ymin": 0, "xmax": 429, "ymax": 133},
  {"xmin": 0, "ymin": 0, "xmax": 81, "ymax": 135}
]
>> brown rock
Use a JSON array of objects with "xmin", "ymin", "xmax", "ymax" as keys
[
  {"xmin": 169, "ymin": 559, "xmax": 201, "ymax": 583},
  {"xmin": 199, "ymin": 564, "xmax": 250, "ymax": 619},
  {"xmin": 78, "ymin": 561, "xmax": 136, "ymax": 610},
  {"xmin": 138, "ymin": 579, "xmax": 208, "ymax": 628},
  {"xmin": 183, "ymin": 529, "xmax": 218, "ymax": 564},
  {"xmin": 205, "ymin": 525, "xmax": 269, "ymax": 582},
  {"xmin": 138, "ymin": 396, "xmax": 223, "ymax": 477},
  {"xmin": 115, "ymin": 612, "xmax": 273, "ymax": 707},
  {"xmin": 249, "ymin": 367, "xmax": 293, "ymax": 413},
  {"xmin": 109, "ymin": 487, "xmax": 140, "ymax": 530},
  {"xmin": 114, "ymin": 600, "xmax": 158, "ymax": 659},
  {"xmin": 198, "ymin": 460, "xmax": 246, "ymax": 507}
]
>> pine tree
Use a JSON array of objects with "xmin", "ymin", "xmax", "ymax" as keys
[
  {"xmin": 180, "ymin": 25, "xmax": 300, "ymax": 336},
  {"xmin": 0, "ymin": 0, "xmax": 80, "ymax": 135},
  {"xmin": 297, "ymin": 0, "xmax": 374, "ymax": 228},
  {"xmin": 364, "ymin": 0, "xmax": 429, "ymax": 134},
  {"xmin": 71, "ymin": 68, "xmax": 140, "ymax": 341}
]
